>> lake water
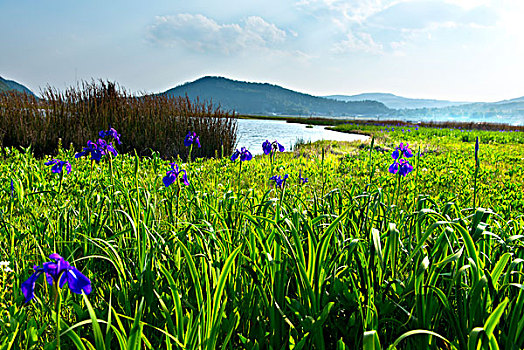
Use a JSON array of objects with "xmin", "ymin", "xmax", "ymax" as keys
[{"xmin": 236, "ymin": 118, "xmax": 369, "ymax": 155}]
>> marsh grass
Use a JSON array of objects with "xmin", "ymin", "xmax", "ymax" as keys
[
  {"xmin": 0, "ymin": 81, "xmax": 237, "ymax": 159},
  {"xmin": 0, "ymin": 119, "xmax": 523, "ymax": 349},
  {"xmin": 279, "ymin": 115, "xmax": 524, "ymax": 132}
]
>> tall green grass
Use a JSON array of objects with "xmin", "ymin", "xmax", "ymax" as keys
[{"xmin": 0, "ymin": 124, "xmax": 523, "ymax": 349}]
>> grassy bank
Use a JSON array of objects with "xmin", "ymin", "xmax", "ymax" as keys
[
  {"xmin": 238, "ymin": 114, "xmax": 524, "ymax": 132},
  {"xmin": 1, "ymin": 124, "xmax": 523, "ymax": 349}
]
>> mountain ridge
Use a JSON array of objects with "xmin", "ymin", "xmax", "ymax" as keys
[
  {"xmin": 2, "ymin": 74, "xmax": 522, "ymax": 125},
  {"xmin": 0, "ymin": 76, "xmax": 35, "ymax": 96},
  {"xmin": 326, "ymin": 92, "xmax": 469, "ymax": 109},
  {"xmin": 161, "ymin": 76, "xmax": 391, "ymax": 117},
  {"xmin": 162, "ymin": 76, "xmax": 523, "ymax": 125}
]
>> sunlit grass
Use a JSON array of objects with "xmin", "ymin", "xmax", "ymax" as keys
[{"xmin": 0, "ymin": 124, "xmax": 523, "ymax": 349}]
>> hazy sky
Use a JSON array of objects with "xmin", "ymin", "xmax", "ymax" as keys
[{"xmin": 1, "ymin": 0, "xmax": 523, "ymax": 101}]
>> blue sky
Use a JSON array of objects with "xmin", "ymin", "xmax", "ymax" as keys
[{"xmin": 1, "ymin": 0, "xmax": 523, "ymax": 101}]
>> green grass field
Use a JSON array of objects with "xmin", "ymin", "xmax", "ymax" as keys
[{"xmin": 1, "ymin": 124, "xmax": 523, "ymax": 349}]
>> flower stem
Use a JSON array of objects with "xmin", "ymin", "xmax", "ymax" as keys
[
  {"xmin": 395, "ymin": 174, "xmax": 402, "ymax": 212},
  {"xmin": 53, "ymin": 283, "xmax": 62, "ymax": 350},
  {"xmin": 175, "ymin": 182, "xmax": 181, "ymax": 228},
  {"xmin": 473, "ymin": 162, "xmax": 479, "ymax": 210},
  {"xmin": 57, "ymin": 171, "xmax": 64, "ymax": 195},
  {"xmin": 237, "ymin": 160, "xmax": 242, "ymax": 194}
]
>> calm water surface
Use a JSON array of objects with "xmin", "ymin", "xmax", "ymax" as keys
[{"xmin": 236, "ymin": 118, "xmax": 369, "ymax": 155}]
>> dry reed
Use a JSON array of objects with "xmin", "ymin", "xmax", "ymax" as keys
[{"xmin": 0, "ymin": 80, "xmax": 237, "ymax": 159}]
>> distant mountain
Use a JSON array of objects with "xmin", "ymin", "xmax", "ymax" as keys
[
  {"xmin": 0, "ymin": 76, "xmax": 35, "ymax": 95},
  {"xmin": 394, "ymin": 97, "xmax": 524, "ymax": 125},
  {"xmin": 326, "ymin": 92, "xmax": 467, "ymax": 109},
  {"xmin": 492, "ymin": 96, "xmax": 524, "ymax": 105},
  {"xmin": 0, "ymin": 79, "xmax": 10, "ymax": 92},
  {"xmin": 162, "ymin": 76, "xmax": 391, "ymax": 117}
]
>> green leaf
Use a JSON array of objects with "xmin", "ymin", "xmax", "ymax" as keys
[
  {"xmin": 490, "ymin": 253, "xmax": 511, "ymax": 289},
  {"xmin": 127, "ymin": 298, "xmax": 145, "ymax": 350},
  {"xmin": 484, "ymin": 298, "xmax": 509, "ymax": 337},
  {"xmin": 82, "ymin": 292, "xmax": 106, "ymax": 350},
  {"xmin": 390, "ymin": 330, "xmax": 455, "ymax": 350},
  {"xmin": 363, "ymin": 330, "xmax": 381, "ymax": 350}
]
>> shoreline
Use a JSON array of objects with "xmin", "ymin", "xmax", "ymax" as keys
[{"xmin": 236, "ymin": 114, "xmax": 524, "ymax": 132}]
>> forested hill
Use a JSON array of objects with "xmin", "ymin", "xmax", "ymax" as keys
[
  {"xmin": 0, "ymin": 76, "xmax": 35, "ymax": 95},
  {"xmin": 161, "ymin": 76, "xmax": 391, "ymax": 117}
]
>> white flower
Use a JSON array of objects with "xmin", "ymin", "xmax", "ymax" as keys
[{"xmin": 0, "ymin": 261, "xmax": 12, "ymax": 272}]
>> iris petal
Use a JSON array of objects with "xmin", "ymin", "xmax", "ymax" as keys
[
  {"xmin": 21, "ymin": 271, "xmax": 43, "ymax": 302},
  {"xmin": 184, "ymin": 133, "xmax": 192, "ymax": 147},
  {"xmin": 262, "ymin": 140, "xmax": 271, "ymax": 155},
  {"xmin": 163, "ymin": 173, "xmax": 176, "ymax": 187},
  {"xmin": 64, "ymin": 267, "xmax": 92, "ymax": 295},
  {"xmin": 392, "ymin": 149, "xmax": 400, "ymax": 160},
  {"xmin": 388, "ymin": 162, "xmax": 399, "ymax": 174}
]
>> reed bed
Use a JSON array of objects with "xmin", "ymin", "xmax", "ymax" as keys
[
  {"xmin": 278, "ymin": 115, "xmax": 524, "ymax": 132},
  {"xmin": 0, "ymin": 81, "xmax": 237, "ymax": 159}
]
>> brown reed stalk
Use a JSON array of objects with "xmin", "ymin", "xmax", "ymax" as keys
[{"xmin": 0, "ymin": 80, "xmax": 237, "ymax": 160}]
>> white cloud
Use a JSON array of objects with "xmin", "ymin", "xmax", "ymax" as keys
[
  {"xmin": 148, "ymin": 14, "xmax": 287, "ymax": 54},
  {"xmin": 297, "ymin": 0, "xmax": 499, "ymax": 56},
  {"xmin": 444, "ymin": 0, "xmax": 492, "ymax": 10},
  {"xmin": 497, "ymin": 2, "xmax": 524, "ymax": 52},
  {"xmin": 367, "ymin": 1, "xmax": 497, "ymax": 31},
  {"xmin": 332, "ymin": 31, "xmax": 383, "ymax": 54},
  {"xmin": 297, "ymin": 0, "xmax": 397, "ymax": 25}
]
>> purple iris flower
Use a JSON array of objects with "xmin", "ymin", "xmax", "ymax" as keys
[
  {"xmin": 262, "ymin": 140, "xmax": 272, "ymax": 155},
  {"xmin": 299, "ymin": 170, "xmax": 308, "ymax": 184},
  {"xmin": 231, "ymin": 147, "xmax": 253, "ymax": 162},
  {"xmin": 99, "ymin": 127, "xmax": 121, "ymax": 145},
  {"xmin": 389, "ymin": 142, "xmax": 414, "ymax": 177},
  {"xmin": 397, "ymin": 159, "xmax": 414, "ymax": 176},
  {"xmin": 262, "ymin": 140, "xmax": 285, "ymax": 155},
  {"xmin": 391, "ymin": 142, "xmax": 413, "ymax": 160},
  {"xmin": 75, "ymin": 139, "xmax": 117, "ymax": 162},
  {"xmin": 75, "ymin": 140, "xmax": 100, "ymax": 162},
  {"xmin": 184, "ymin": 132, "xmax": 201, "ymax": 148},
  {"xmin": 45, "ymin": 159, "xmax": 72, "ymax": 174},
  {"xmin": 388, "ymin": 161, "xmax": 399, "ymax": 174},
  {"xmin": 163, "ymin": 163, "xmax": 189, "ymax": 187},
  {"xmin": 269, "ymin": 174, "xmax": 289, "ymax": 188},
  {"xmin": 21, "ymin": 253, "xmax": 91, "ymax": 303},
  {"xmin": 475, "ymin": 136, "xmax": 479, "ymax": 163},
  {"xmin": 10, "ymin": 179, "xmax": 14, "ymax": 198},
  {"xmin": 97, "ymin": 139, "xmax": 118, "ymax": 157},
  {"xmin": 389, "ymin": 159, "xmax": 414, "ymax": 176}
]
